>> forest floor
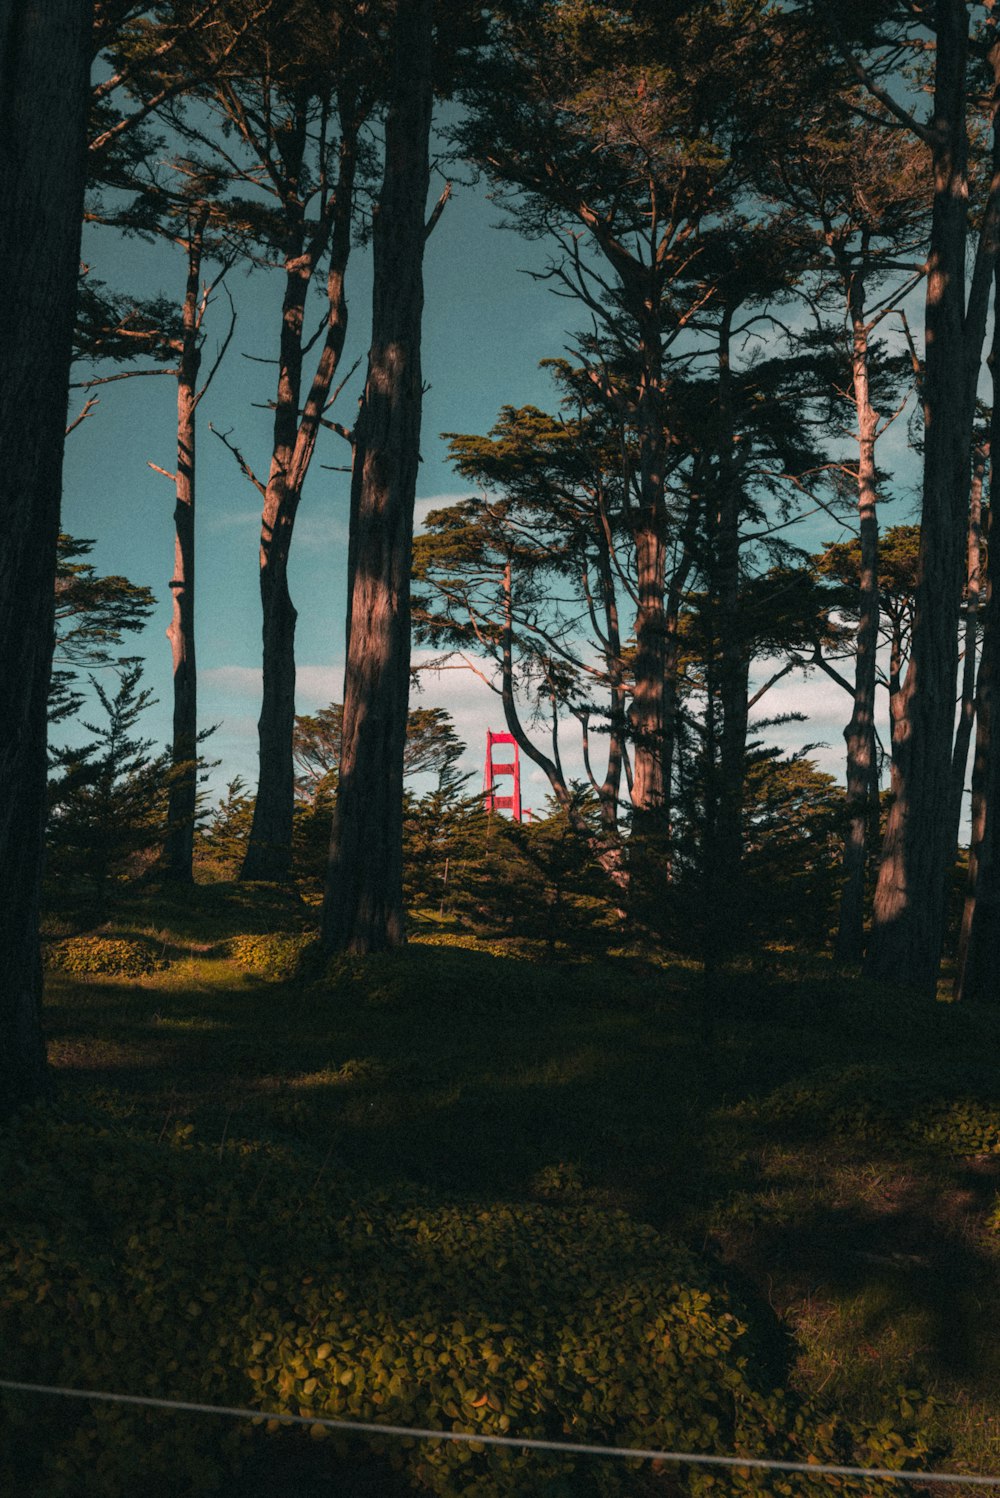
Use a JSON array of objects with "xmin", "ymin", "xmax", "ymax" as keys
[{"xmin": 25, "ymin": 882, "xmax": 1000, "ymax": 1493}]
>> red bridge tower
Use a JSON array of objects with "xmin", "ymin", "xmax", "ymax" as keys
[{"xmin": 483, "ymin": 730, "xmax": 524, "ymax": 822}]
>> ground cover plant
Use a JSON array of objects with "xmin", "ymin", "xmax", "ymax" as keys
[{"xmin": 4, "ymin": 884, "xmax": 1000, "ymax": 1493}]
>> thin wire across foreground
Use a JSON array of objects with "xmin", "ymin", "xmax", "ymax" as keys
[{"xmin": 2, "ymin": 1378, "xmax": 999, "ymax": 1487}]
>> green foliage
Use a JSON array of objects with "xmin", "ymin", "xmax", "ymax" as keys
[
  {"xmin": 226, "ymin": 932, "xmax": 317, "ymax": 981},
  {"xmin": 405, "ymin": 789, "xmax": 621, "ymax": 953},
  {"xmin": 409, "ymin": 931, "xmax": 521, "ymax": 960},
  {"xmin": 47, "ymin": 661, "xmax": 169, "ymax": 906},
  {"xmin": 45, "ymin": 935, "xmax": 168, "ymax": 978},
  {"xmin": 741, "ymin": 753, "xmax": 844, "ymax": 945},
  {"xmin": 0, "ymin": 1109, "xmax": 939, "ymax": 1498},
  {"xmin": 294, "ymin": 702, "xmax": 467, "ymax": 805},
  {"xmin": 728, "ymin": 1062, "xmax": 1000, "ymax": 1157},
  {"xmin": 196, "ymin": 778, "xmax": 255, "ymax": 878},
  {"xmin": 50, "ymin": 534, "xmax": 155, "ymax": 725},
  {"xmin": 814, "ymin": 526, "xmax": 921, "ymax": 625},
  {"xmin": 322, "ymin": 941, "xmax": 607, "ymax": 1017}
]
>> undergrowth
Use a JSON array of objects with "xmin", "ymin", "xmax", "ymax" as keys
[{"xmin": 5, "ymin": 883, "xmax": 1000, "ymax": 1491}]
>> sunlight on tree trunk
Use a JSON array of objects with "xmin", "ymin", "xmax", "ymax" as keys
[
  {"xmin": 866, "ymin": 6, "xmax": 1000, "ymax": 993},
  {"xmin": 323, "ymin": 0, "xmax": 434, "ymax": 953},
  {"xmin": 163, "ymin": 212, "xmax": 206, "ymax": 882},
  {"xmin": 835, "ymin": 273, "xmax": 880, "ymax": 964}
]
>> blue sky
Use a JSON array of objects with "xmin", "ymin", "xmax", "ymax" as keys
[
  {"xmin": 66, "ymin": 164, "xmax": 576, "ymax": 803},
  {"xmin": 63, "ymin": 134, "xmax": 924, "ymax": 813}
]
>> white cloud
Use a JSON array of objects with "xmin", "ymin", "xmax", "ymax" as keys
[
  {"xmin": 201, "ymin": 664, "xmax": 262, "ymax": 698},
  {"xmin": 293, "ymin": 511, "xmax": 351, "ymax": 550},
  {"xmin": 206, "ymin": 507, "xmax": 262, "ymax": 534},
  {"xmin": 414, "ymin": 492, "xmax": 473, "ymax": 532},
  {"xmin": 296, "ymin": 663, "xmax": 343, "ymax": 703},
  {"xmin": 201, "ymin": 662, "xmax": 343, "ymax": 707},
  {"xmin": 748, "ymin": 659, "xmax": 853, "ymax": 779}
]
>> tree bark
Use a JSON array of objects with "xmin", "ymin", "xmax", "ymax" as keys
[
  {"xmin": 954, "ymin": 503, "xmax": 995, "ymax": 1001},
  {"xmin": 593, "ymin": 507, "xmax": 628, "ymax": 836},
  {"xmin": 628, "ymin": 522, "xmax": 667, "ymax": 830},
  {"xmin": 865, "ymin": 5, "xmax": 999, "ymax": 993},
  {"xmin": 945, "ymin": 441, "xmax": 985, "ymax": 866},
  {"xmin": 626, "ymin": 299, "xmax": 671, "ymax": 857},
  {"xmin": 0, "ymin": 1, "xmax": 92, "ymax": 1116},
  {"xmin": 714, "ymin": 307, "xmax": 749, "ymax": 938},
  {"xmin": 954, "ymin": 265, "xmax": 1000, "ymax": 1003},
  {"xmin": 835, "ymin": 270, "xmax": 880, "ymax": 963},
  {"xmin": 323, "ymin": 0, "xmax": 434, "ymax": 953},
  {"xmin": 163, "ymin": 213, "xmax": 206, "ymax": 882},
  {"xmin": 242, "ymin": 135, "xmax": 355, "ymax": 882}
]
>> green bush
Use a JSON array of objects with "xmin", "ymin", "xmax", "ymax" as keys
[
  {"xmin": 323, "ymin": 944, "xmax": 612, "ymax": 1017},
  {"xmin": 45, "ymin": 935, "xmax": 168, "ymax": 978},
  {"xmin": 409, "ymin": 931, "xmax": 515, "ymax": 960},
  {"xmin": 226, "ymin": 932, "xmax": 317, "ymax": 981},
  {"xmin": 727, "ymin": 1063, "xmax": 1000, "ymax": 1156},
  {"xmin": 0, "ymin": 1110, "xmax": 940, "ymax": 1497}
]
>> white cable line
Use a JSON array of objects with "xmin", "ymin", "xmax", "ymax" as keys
[{"xmin": 2, "ymin": 1379, "xmax": 999, "ymax": 1486}]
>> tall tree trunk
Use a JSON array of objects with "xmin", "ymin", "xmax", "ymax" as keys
[
  {"xmin": 627, "ymin": 302, "xmax": 670, "ymax": 852},
  {"xmin": 322, "ymin": 0, "xmax": 434, "ymax": 953},
  {"xmin": 955, "ymin": 269, "xmax": 1000, "ymax": 1003},
  {"xmin": 865, "ymin": 4, "xmax": 999, "ymax": 993},
  {"xmin": 241, "ymin": 206, "xmax": 309, "ymax": 883},
  {"xmin": 629, "ymin": 534, "xmax": 667, "ymax": 827},
  {"xmin": 163, "ymin": 214, "xmax": 206, "ymax": 882},
  {"xmin": 954, "ymin": 506, "xmax": 995, "ymax": 1001},
  {"xmin": 835, "ymin": 270, "xmax": 880, "ymax": 963},
  {"xmin": 242, "ymin": 139, "xmax": 356, "ymax": 882},
  {"xmin": 0, "ymin": 1, "xmax": 92, "ymax": 1116},
  {"xmin": 591, "ymin": 496, "xmax": 627, "ymax": 836},
  {"xmin": 714, "ymin": 307, "xmax": 749, "ymax": 938},
  {"xmin": 945, "ymin": 442, "xmax": 985, "ymax": 864}
]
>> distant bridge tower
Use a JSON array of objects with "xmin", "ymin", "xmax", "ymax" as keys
[{"xmin": 483, "ymin": 729, "xmax": 524, "ymax": 822}]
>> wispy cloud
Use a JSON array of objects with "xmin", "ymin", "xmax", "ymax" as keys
[
  {"xmin": 202, "ymin": 665, "xmax": 262, "ymax": 698},
  {"xmin": 206, "ymin": 507, "xmax": 262, "ymax": 534},
  {"xmin": 293, "ymin": 511, "xmax": 351, "ymax": 550},
  {"xmin": 296, "ymin": 664, "xmax": 343, "ymax": 703},
  {"xmin": 201, "ymin": 661, "xmax": 343, "ymax": 708},
  {"xmin": 414, "ymin": 492, "xmax": 473, "ymax": 532},
  {"xmin": 749, "ymin": 659, "xmax": 851, "ymax": 778}
]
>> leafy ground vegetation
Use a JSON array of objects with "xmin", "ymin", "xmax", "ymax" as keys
[{"xmin": 3, "ymin": 882, "xmax": 1000, "ymax": 1495}]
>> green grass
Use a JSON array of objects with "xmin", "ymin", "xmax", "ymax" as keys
[{"xmin": 17, "ymin": 882, "xmax": 1000, "ymax": 1490}]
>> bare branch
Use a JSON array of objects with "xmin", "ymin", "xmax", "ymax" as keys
[
  {"xmin": 824, "ymin": 16, "xmax": 933, "ymax": 144},
  {"xmin": 194, "ymin": 285, "xmax": 237, "ymax": 407},
  {"xmin": 424, "ymin": 181, "xmax": 452, "ymax": 240},
  {"xmin": 209, "ymin": 422, "xmax": 266, "ymax": 497},
  {"xmin": 747, "ymin": 660, "xmax": 795, "ymax": 712},
  {"xmin": 317, "ymin": 418, "xmax": 354, "ymax": 442},
  {"xmin": 65, "ymin": 396, "xmax": 100, "ymax": 436},
  {"xmin": 70, "ymin": 367, "xmax": 176, "ymax": 389}
]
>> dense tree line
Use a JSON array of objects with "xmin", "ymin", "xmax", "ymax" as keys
[{"xmin": 3, "ymin": 0, "xmax": 1000, "ymax": 1117}]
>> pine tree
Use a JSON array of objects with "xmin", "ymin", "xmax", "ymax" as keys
[{"xmin": 48, "ymin": 662, "xmax": 169, "ymax": 910}]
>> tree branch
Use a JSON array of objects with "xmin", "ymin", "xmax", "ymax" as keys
[
  {"xmin": 209, "ymin": 422, "xmax": 266, "ymax": 496},
  {"xmin": 424, "ymin": 180, "xmax": 452, "ymax": 240}
]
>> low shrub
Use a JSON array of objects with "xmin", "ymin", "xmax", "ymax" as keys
[
  {"xmin": 226, "ymin": 932, "xmax": 317, "ymax": 981},
  {"xmin": 727, "ymin": 1063, "xmax": 1000, "ymax": 1156},
  {"xmin": 45, "ymin": 935, "xmax": 168, "ymax": 978},
  {"xmin": 323, "ymin": 944, "xmax": 605, "ymax": 1015},
  {"xmin": 0, "ymin": 1110, "xmax": 941, "ymax": 1496}
]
